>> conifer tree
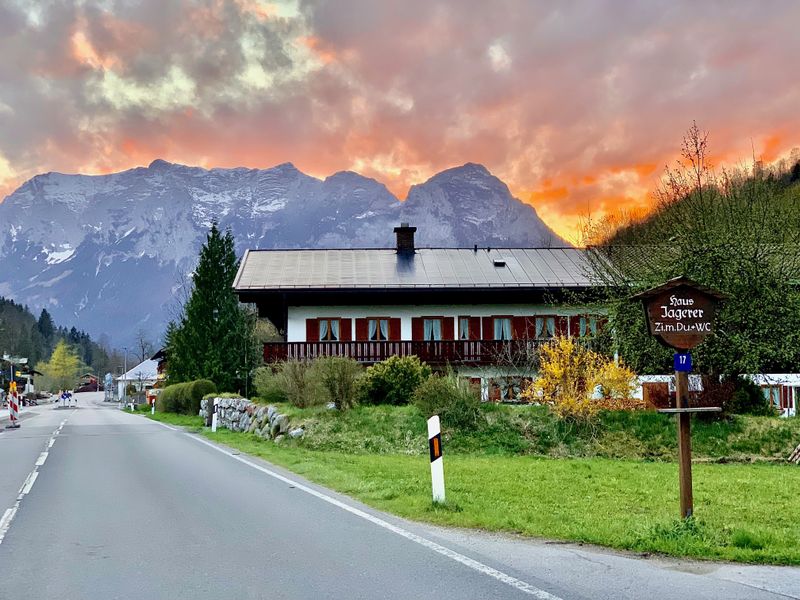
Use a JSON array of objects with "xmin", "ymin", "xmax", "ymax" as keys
[{"xmin": 166, "ymin": 224, "xmax": 259, "ymax": 392}]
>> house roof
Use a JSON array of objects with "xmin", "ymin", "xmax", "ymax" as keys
[
  {"xmin": 233, "ymin": 247, "xmax": 597, "ymax": 291},
  {"xmin": 119, "ymin": 359, "xmax": 158, "ymax": 381}
]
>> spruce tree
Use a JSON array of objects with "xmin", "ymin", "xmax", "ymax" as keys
[{"xmin": 166, "ymin": 224, "xmax": 259, "ymax": 392}]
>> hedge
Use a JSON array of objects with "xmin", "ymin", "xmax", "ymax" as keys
[{"xmin": 157, "ymin": 379, "xmax": 217, "ymax": 415}]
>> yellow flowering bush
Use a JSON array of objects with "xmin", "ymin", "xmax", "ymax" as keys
[{"xmin": 520, "ymin": 336, "xmax": 642, "ymax": 422}]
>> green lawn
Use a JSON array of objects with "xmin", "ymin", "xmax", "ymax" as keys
[{"xmin": 142, "ymin": 409, "xmax": 800, "ymax": 564}]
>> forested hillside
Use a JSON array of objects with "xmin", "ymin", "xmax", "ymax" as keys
[
  {"xmin": 586, "ymin": 126, "xmax": 800, "ymax": 376},
  {"xmin": 0, "ymin": 297, "xmax": 121, "ymax": 383}
]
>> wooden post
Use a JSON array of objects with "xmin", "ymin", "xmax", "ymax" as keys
[{"xmin": 675, "ymin": 370, "xmax": 693, "ymax": 518}]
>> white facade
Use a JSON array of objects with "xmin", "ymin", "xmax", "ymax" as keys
[{"xmin": 287, "ymin": 303, "xmax": 599, "ymax": 342}]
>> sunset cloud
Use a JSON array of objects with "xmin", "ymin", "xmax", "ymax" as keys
[{"xmin": 0, "ymin": 0, "xmax": 798, "ymax": 242}]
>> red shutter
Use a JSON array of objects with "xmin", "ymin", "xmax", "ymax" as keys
[
  {"xmin": 355, "ymin": 318, "xmax": 368, "ymax": 340},
  {"xmin": 482, "ymin": 317, "xmax": 493, "ymax": 340},
  {"xmin": 556, "ymin": 316, "xmax": 569, "ymax": 337},
  {"xmin": 389, "ymin": 318, "xmax": 401, "ymax": 341},
  {"xmin": 443, "ymin": 317, "xmax": 454, "ymax": 340},
  {"xmin": 469, "ymin": 317, "xmax": 480, "ymax": 340},
  {"xmin": 306, "ymin": 318, "xmax": 319, "ymax": 341},
  {"xmin": 339, "ymin": 318, "xmax": 352, "ymax": 341},
  {"xmin": 512, "ymin": 316, "xmax": 527, "ymax": 339},
  {"xmin": 569, "ymin": 316, "xmax": 580, "ymax": 338},
  {"xmin": 411, "ymin": 317, "xmax": 424, "ymax": 341}
]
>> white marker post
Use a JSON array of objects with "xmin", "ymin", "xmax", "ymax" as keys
[
  {"xmin": 211, "ymin": 398, "xmax": 219, "ymax": 433},
  {"xmin": 151, "ymin": 399, "xmax": 155, "ymax": 415},
  {"xmin": 427, "ymin": 415, "xmax": 445, "ymax": 504}
]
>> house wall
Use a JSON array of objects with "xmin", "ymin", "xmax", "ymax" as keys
[{"xmin": 286, "ymin": 304, "xmax": 601, "ymax": 342}]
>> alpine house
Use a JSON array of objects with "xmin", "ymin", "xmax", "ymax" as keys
[{"xmin": 233, "ymin": 224, "xmax": 605, "ymax": 400}]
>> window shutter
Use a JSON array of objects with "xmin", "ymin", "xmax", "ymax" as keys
[
  {"xmin": 305, "ymin": 318, "xmax": 319, "ymax": 341},
  {"xmin": 556, "ymin": 316, "xmax": 569, "ymax": 336},
  {"xmin": 442, "ymin": 317, "xmax": 455, "ymax": 340},
  {"xmin": 355, "ymin": 318, "xmax": 368, "ymax": 340},
  {"xmin": 389, "ymin": 318, "xmax": 401, "ymax": 341},
  {"xmin": 482, "ymin": 317, "xmax": 493, "ymax": 340},
  {"xmin": 512, "ymin": 316, "xmax": 527, "ymax": 339},
  {"xmin": 339, "ymin": 318, "xmax": 352, "ymax": 341},
  {"xmin": 469, "ymin": 317, "xmax": 481, "ymax": 340},
  {"xmin": 569, "ymin": 316, "xmax": 580, "ymax": 338},
  {"xmin": 411, "ymin": 317, "xmax": 424, "ymax": 341}
]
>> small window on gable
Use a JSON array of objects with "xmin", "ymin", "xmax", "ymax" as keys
[
  {"xmin": 319, "ymin": 319, "xmax": 340, "ymax": 341},
  {"xmin": 368, "ymin": 318, "xmax": 389, "ymax": 341}
]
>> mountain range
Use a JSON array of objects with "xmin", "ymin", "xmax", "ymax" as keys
[{"xmin": 0, "ymin": 160, "xmax": 566, "ymax": 348}]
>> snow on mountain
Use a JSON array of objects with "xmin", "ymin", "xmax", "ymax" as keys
[{"xmin": 0, "ymin": 160, "xmax": 566, "ymax": 346}]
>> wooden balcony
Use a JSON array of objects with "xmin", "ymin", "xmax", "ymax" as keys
[{"xmin": 263, "ymin": 339, "xmax": 544, "ymax": 366}]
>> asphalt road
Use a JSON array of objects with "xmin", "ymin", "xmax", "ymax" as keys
[{"xmin": 0, "ymin": 393, "xmax": 796, "ymax": 600}]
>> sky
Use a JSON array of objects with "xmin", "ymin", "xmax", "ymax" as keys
[{"xmin": 0, "ymin": 0, "xmax": 798, "ymax": 243}]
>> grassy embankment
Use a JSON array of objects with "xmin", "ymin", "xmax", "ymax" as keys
[{"xmin": 144, "ymin": 404, "xmax": 800, "ymax": 564}]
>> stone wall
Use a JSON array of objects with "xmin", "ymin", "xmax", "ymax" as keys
[{"xmin": 199, "ymin": 397, "xmax": 303, "ymax": 441}]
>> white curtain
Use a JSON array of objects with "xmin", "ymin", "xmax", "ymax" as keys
[
  {"xmin": 459, "ymin": 318, "xmax": 469, "ymax": 340},
  {"xmin": 495, "ymin": 318, "xmax": 511, "ymax": 340},
  {"xmin": 589, "ymin": 317, "xmax": 597, "ymax": 336},
  {"xmin": 432, "ymin": 319, "xmax": 442, "ymax": 340},
  {"xmin": 503, "ymin": 318, "xmax": 512, "ymax": 340},
  {"xmin": 331, "ymin": 319, "xmax": 340, "ymax": 341},
  {"xmin": 319, "ymin": 319, "xmax": 328, "ymax": 341},
  {"xmin": 368, "ymin": 319, "xmax": 378, "ymax": 341},
  {"xmin": 535, "ymin": 318, "xmax": 544, "ymax": 339},
  {"xmin": 546, "ymin": 317, "xmax": 555, "ymax": 338},
  {"xmin": 379, "ymin": 319, "xmax": 389, "ymax": 340},
  {"xmin": 424, "ymin": 319, "xmax": 434, "ymax": 341},
  {"xmin": 579, "ymin": 317, "xmax": 587, "ymax": 337}
]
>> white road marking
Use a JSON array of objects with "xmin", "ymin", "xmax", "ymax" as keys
[
  {"xmin": 152, "ymin": 421, "xmax": 178, "ymax": 431},
  {"xmin": 187, "ymin": 435, "xmax": 563, "ymax": 600},
  {"xmin": 20, "ymin": 472, "xmax": 38, "ymax": 495},
  {"xmin": 0, "ymin": 419, "xmax": 67, "ymax": 545}
]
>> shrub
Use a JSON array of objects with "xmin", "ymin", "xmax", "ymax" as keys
[
  {"xmin": 278, "ymin": 360, "xmax": 325, "ymax": 408},
  {"xmin": 157, "ymin": 379, "xmax": 216, "ymax": 414},
  {"xmin": 360, "ymin": 355, "xmax": 432, "ymax": 406},
  {"xmin": 253, "ymin": 366, "xmax": 288, "ymax": 404},
  {"xmin": 312, "ymin": 356, "xmax": 363, "ymax": 410},
  {"xmin": 413, "ymin": 375, "xmax": 482, "ymax": 429},
  {"xmin": 520, "ymin": 336, "xmax": 642, "ymax": 423},
  {"xmin": 728, "ymin": 376, "xmax": 775, "ymax": 416}
]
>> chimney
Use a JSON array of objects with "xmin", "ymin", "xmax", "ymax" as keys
[{"xmin": 394, "ymin": 223, "xmax": 417, "ymax": 255}]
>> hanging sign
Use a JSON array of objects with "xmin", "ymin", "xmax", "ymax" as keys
[{"xmin": 632, "ymin": 277, "xmax": 724, "ymax": 350}]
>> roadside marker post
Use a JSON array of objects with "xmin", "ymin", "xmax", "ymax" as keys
[
  {"xmin": 211, "ymin": 398, "xmax": 219, "ymax": 433},
  {"xmin": 427, "ymin": 415, "xmax": 445, "ymax": 504},
  {"xmin": 633, "ymin": 277, "xmax": 724, "ymax": 519}
]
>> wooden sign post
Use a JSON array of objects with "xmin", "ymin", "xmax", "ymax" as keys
[{"xmin": 633, "ymin": 277, "xmax": 724, "ymax": 519}]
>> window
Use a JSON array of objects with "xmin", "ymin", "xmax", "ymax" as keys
[
  {"xmin": 459, "ymin": 317, "xmax": 470, "ymax": 340},
  {"xmin": 763, "ymin": 386, "xmax": 781, "ymax": 408},
  {"xmin": 423, "ymin": 318, "xmax": 442, "ymax": 341},
  {"xmin": 319, "ymin": 318, "xmax": 340, "ymax": 341},
  {"xmin": 535, "ymin": 316, "xmax": 555, "ymax": 339},
  {"xmin": 493, "ymin": 317, "xmax": 512, "ymax": 340},
  {"xmin": 579, "ymin": 316, "xmax": 598, "ymax": 337},
  {"xmin": 368, "ymin": 318, "xmax": 389, "ymax": 341}
]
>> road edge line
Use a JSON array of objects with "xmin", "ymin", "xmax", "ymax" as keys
[{"xmin": 186, "ymin": 433, "xmax": 563, "ymax": 600}]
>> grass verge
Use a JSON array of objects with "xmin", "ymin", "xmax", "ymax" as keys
[{"xmin": 142, "ymin": 409, "xmax": 800, "ymax": 564}]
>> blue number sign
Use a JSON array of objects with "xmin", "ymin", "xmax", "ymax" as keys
[{"xmin": 674, "ymin": 352, "xmax": 692, "ymax": 372}]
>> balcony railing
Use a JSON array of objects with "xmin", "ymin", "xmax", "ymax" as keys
[{"xmin": 263, "ymin": 339, "xmax": 545, "ymax": 366}]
